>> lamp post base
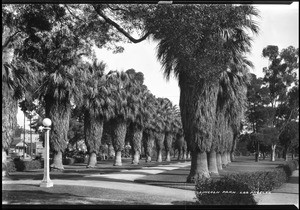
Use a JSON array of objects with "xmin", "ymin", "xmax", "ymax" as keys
[{"xmin": 40, "ymin": 180, "xmax": 53, "ymax": 188}]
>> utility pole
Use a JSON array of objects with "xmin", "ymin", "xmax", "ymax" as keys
[{"xmin": 23, "ymin": 112, "xmax": 26, "ymax": 159}]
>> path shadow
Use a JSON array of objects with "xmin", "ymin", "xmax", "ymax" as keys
[
  {"xmin": 171, "ymin": 201, "xmax": 198, "ymax": 205},
  {"xmin": 2, "ymin": 190, "xmax": 86, "ymax": 204}
]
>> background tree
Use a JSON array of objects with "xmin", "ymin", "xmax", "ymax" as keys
[
  {"xmin": 142, "ymin": 92, "xmax": 157, "ymax": 162},
  {"xmin": 125, "ymin": 69, "xmax": 151, "ymax": 165},
  {"xmin": 105, "ymin": 70, "xmax": 142, "ymax": 166},
  {"xmin": 279, "ymin": 121, "xmax": 299, "ymax": 160},
  {"xmin": 2, "ymin": 4, "xmax": 50, "ymax": 170},
  {"xmin": 79, "ymin": 60, "xmax": 116, "ymax": 168},
  {"xmin": 259, "ymin": 45, "xmax": 299, "ymax": 161},
  {"xmin": 12, "ymin": 4, "xmax": 133, "ymax": 170},
  {"xmin": 163, "ymin": 100, "xmax": 180, "ymax": 162}
]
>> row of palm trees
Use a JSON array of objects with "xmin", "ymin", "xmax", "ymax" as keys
[{"xmin": 3, "ymin": 4, "xmax": 259, "ymax": 183}]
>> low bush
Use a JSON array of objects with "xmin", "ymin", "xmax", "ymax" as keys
[
  {"xmin": 5, "ymin": 161, "xmax": 17, "ymax": 173},
  {"xmin": 195, "ymin": 159, "xmax": 299, "ymax": 205},
  {"xmin": 13, "ymin": 158, "xmax": 42, "ymax": 171},
  {"xmin": 223, "ymin": 159, "xmax": 298, "ymax": 192},
  {"xmin": 195, "ymin": 177, "xmax": 257, "ymax": 205},
  {"xmin": 63, "ymin": 157, "xmax": 75, "ymax": 165}
]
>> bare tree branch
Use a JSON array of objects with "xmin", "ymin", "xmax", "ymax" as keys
[{"xmin": 92, "ymin": 4, "xmax": 150, "ymax": 44}]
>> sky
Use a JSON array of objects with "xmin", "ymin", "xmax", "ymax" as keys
[{"xmin": 17, "ymin": 2, "xmax": 299, "ymax": 129}]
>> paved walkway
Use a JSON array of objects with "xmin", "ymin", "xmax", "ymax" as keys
[
  {"xmin": 2, "ymin": 160, "xmax": 299, "ymax": 206},
  {"xmin": 85, "ymin": 161, "xmax": 191, "ymax": 181},
  {"xmin": 254, "ymin": 169, "xmax": 299, "ymax": 208},
  {"xmin": 2, "ymin": 161, "xmax": 196, "ymax": 205}
]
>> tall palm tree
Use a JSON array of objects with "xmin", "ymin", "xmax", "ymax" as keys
[
  {"xmin": 174, "ymin": 129, "xmax": 187, "ymax": 160},
  {"xmin": 125, "ymin": 70, "xmax": 152, "ymax": 165},
  {"xmin": 154, "ymin": 97, "xmax": 171, "ymax": 162},
  {"xmin": 34, "ymin": 31, "xmax": 86, "ymax": 170},
  {"xmin": 145, "ymin": 4, "xmax": 259, "ymax": 182},
  {"xmin": 2, "ymin": 54, "xmax": 35, "ymax": 170},
  {"xmin": 80, "ymin": 60, "xmax": 115, "ymax": 168},
  {"xmin": 105, "ymin": 70, "xmax": 136, "ymax": 166},
  {"xmin": 142, "ymin": 92, "xmax": 157, "ymax": 162},
  {"xmin": 210, "ymin": 62, "xmax": 249, "ymax": 174},
  {"xmin": 164, "ymin": 102, "xmax": 181, "ymax": 161}
]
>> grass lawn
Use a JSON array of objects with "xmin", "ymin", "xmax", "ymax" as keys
[
  {"xmin": 2, "ymin": 155, "xmax": 289, "ymax": 205},
  {"xmin": 2, "ymin": 184, "xmax": 175, "ymax": 205}
]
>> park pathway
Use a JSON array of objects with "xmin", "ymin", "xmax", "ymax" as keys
[
  {"xmin": 85, "ymin": 161, "xmax": 191, "ymax": 181},
  {"xmin": 2, "ymin": 161, "xmax": 195, "ymax": 204},
  {"xmin": 254, "ymin": 169, "xmax": 299, "ymax": 208}
]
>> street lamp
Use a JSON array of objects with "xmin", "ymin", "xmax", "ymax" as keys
[{"xmin": 40, "ymin": 118, "xmax": 53, "ymax": 188}]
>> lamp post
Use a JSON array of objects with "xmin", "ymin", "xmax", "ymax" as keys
[{"xmin": 40, "ymin": 118, "xmax": 53, "ymax": 188}]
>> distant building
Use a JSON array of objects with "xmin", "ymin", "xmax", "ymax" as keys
[{"xmin": 9, "ymin": 133, "xmax": 44, "ymax": 158}]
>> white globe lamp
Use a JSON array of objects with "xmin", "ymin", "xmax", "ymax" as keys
[{"xmin": 42, "ymin": 118, "xmax": 52, "ymax": 127}]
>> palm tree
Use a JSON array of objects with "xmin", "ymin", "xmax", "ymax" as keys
[
  {"xmin": 124, "ymin": 70, "xmax": 152, "ymax": 165},
  {"xmin": 164, "ymin": 102, "xmax": 181, "ymax": 161},
  {"xmin": 141, "ymin": 92, "xmax": 157, "ymax": 162},
  {"xmin": 154, "ymin": 98, "xmax": 171, "ymax": 162},
  {"xmin": 34, "ymin": 31, "xmax": 86, "ymax": 170},
  {"xmin": 105, "ymin": 70, "xmax": 136, "ymax": 166},
  {"xmin": 2, "ymin": 53, "xmax": 35, "ymax": 171},
  {"xmin": 80, "ymin": 60, "xmax": 115, "ymax": 168},
  {"xmin": 175, "ymin": 130, "xmax": 187, "ymax": 160},
  {"xmin": 210, "ymin": 63, "xmax": 249, "ymax": 174},
  {"xmin": 101, "ymin": 121, "xmax": 115, "ymax": 160},
  {"xmin": 145, "ymin": 4, "xmax": 259, "ymax": 182}
]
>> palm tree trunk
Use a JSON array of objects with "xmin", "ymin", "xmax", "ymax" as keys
[
  {"xmin": 143, "ymin": 131, "xmax": 154, "ymax": 162},
  {"xmin": 221, "ymin": 151, "xmax": 228, "ymax": 167},
  {"xmin": 87, "ymin": 152, "xmax": 97, "ymax": 168},
  {"xmin": 177, "ymin": 149, "xmax": 181, "ymax": 160},
  {"xmin": 84, "ymin": 112, "xmax": 104, "ymax": 168},
  {"xmin": 179, "ymin": 76, "xmax": 218, "ymax": 183},
  {"xmin": 216, "ymin": 152, "xmax": 223, "ymax": 171},
  {"xmin": 155, "ymin": 132, "xmax": 164, "ymax": 162},
  {"xmin": 114, "ymin": 151, "xmax": 122, "ymax": 165},
  {"xmin": 187, "ymin": 151, "xmax": 191, "ymax": 159},
  {"xmin": 208, "ymin": 150, "xmax": 219, "ymax": 175},
  {"xmin": 2, "ymin": 148, "xmax": 7, "ymax": 177},
  {"xmin": 110, "ymin": 118, "xmax": 127, "ymax": 166},
  {"xmin": 187, "ymin": 149, "xmax": 210, "ymax": 183},
  {"xmin": 51, "ymin": 151, "xmax": 64, "ymax": 170},
  {"xmin": 271, "ymin": 144, "xmax": 276, "ymax": 162},
  {"xmin": 164, "ymin": 133, "xmax": 173, "ymax": 162},
  {"xmin": 46, "ymin": 96, "xmax": 71, "ymax": 170},
  {"xmin": 226, "ymin": 151, "xmax": 231, "ymax": 163},
  {"xmin": 108, "ymin": 144, "xmax": 115, "ymax": 159},
  {"xmin": 183, "ymin": 149, "xmax": 187, "ymax": 160},
  {"xmin": 2, "ymin": 84, "xmax": 18, "ymax": 170},
  {"xmin": 129, "ymin": 125, "xmax": 143, "ymax": 165},
  {"xmin": 230, "ymin": 151, "xmax": 235, "ymax": 162}
]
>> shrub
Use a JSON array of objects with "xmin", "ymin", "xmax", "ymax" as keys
[
  {"xmin": 223, "ymin": 159, "xmax": 299, "ymax": 193},
  {"xmin": 13, "ymin": 159, "xmax": 42, "ymax": 171},
  {"xmin": 63, "ymin": 157, "xmax": 75, "ymax": 165},
  {"xmin": 6, "ymin": 161, "xmax": 16, "ymax": 173},
  {"xmin": 195, "ymin": 177, "xmax": 257, "ymax": 205}
]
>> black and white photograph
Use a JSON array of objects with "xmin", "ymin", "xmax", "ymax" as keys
[{"xmin": 2, "ymin": 1, "xmax": 299, "ymax": 208}]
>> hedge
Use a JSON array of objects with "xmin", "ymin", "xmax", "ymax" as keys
[
  {"xmin": 63, "ymin": 157, "xmax": 75, "ymax": 165},
  {"xmin": 6, "ymin": 162, "xmax": 17, "ymax": 173},
  {"xmin": 195, "ymin": 159, "xmax": 298, "ymax": 205},
  {"xmin": 195, "ymin": 177, "xmax": 257, "ymax": 205},
  {"xmin": 5, "ymin": 158, "xmax": 42, "ymax": 172}
]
